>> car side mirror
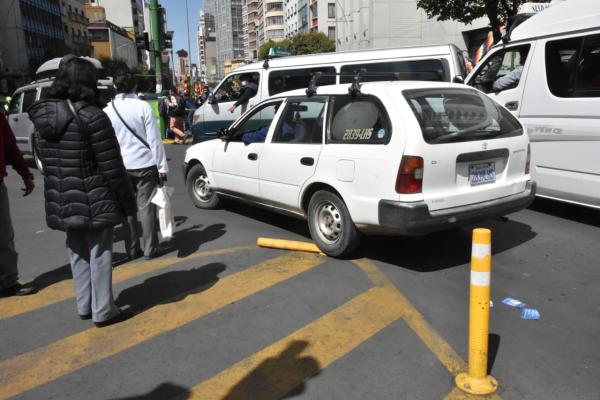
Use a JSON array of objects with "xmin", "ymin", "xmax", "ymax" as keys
[
  {"xmin": 208, "ymin": 93, "xmax": 216, "ymax": 104},
  {"xmin": 452, "ymin": 75, "xmax": 465, "ymax": 84},
  {"xmin": 217, "ymin": 128, "xmax": 231, "ymax": 140}
]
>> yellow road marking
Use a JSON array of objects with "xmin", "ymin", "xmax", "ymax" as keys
[
  {"xmin": 0, "ymin": 246, "xmax": 254, "ymax": 321},
  {"xmin": 187, "ymin": 286, "xmax": 405, "ymax": 400},
  {"xmin": 352, "ymin": 259, "xmax": 503, "ymax": 400},
  {"xmin": 0, "ymin": 252, "xmax": 324, "ymax": 399}
]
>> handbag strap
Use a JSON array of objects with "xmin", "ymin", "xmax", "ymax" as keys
[{"xmin": 111, "ymin": 100, "xmax": 151, "ymax": 150}]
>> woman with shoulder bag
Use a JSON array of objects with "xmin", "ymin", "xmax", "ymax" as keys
[
  {"xmin": 28, "ymin": 55, "xmax": 137, "ymax": 327},
  {"xmin": 103, "ymin": 67, "xmax": 169, "ymax": 261}
]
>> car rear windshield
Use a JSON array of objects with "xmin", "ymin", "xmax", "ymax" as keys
[{"xmin": 403, "ymin": 88, "xmax": 523, "ymax": 144}]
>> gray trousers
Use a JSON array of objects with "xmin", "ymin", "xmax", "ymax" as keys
[
  {"xmin": 0, "ymin": 181, "xmax": 18, "ymax": 290},
  {"xmin": 123, "ymin": 166, "xmax": 159, "ymax": 257},
  {"xmin": 66, "ymin": 228, "xmax": 119, "ymax": 322}
]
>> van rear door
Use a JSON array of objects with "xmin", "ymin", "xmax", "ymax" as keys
[{"xmin": 402, "ymin": 87, "xmax": 530, "ymax": 212}]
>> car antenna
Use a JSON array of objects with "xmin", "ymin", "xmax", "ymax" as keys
[
  {"xmin": 306, "ymin": 72, "xmax": 323, "ymax": 97},
  {"xmin": 263, "ymin": 55, "xmax": 270, "ymax": 70},
  {"xmin": 348, "ymin": 68, "xmax": 366, "ymax": 97}
]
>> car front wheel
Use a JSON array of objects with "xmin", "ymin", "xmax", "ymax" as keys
[
  {"xmin": 307, "ymin": 190, "xmax": 361, "ymax": 257},
  {"xmin": 186, "ymin": 163, "xmax": 220, "ymax": 209}
]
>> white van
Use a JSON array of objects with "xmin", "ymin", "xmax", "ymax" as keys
[
  {"xmin": 465, "ymin": 0, "xmax": 600, "ymax": 209},
  {"xmin": 191, "ymin": 44, "xmax": 468, "ymax": 142},
  {"xmin": 7, "ymin": 57, "xmax": 114, "ymax": 170}
]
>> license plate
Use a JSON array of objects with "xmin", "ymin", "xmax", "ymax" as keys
[{"xmin": 469, "ymin": 162, "xmax": 496, "ymax": 186}]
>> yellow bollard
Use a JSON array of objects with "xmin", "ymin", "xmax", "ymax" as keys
[
  {"xmin": 455, "ymin": 228, "xmax": 499, "ymax": 395},
  {"xmin": 257, "ymin": 237, "xmax": 324, "ymax": 255}
]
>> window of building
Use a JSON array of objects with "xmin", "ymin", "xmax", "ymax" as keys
[
  {"xmin": 272, "ymin": 98, "xmax": 327, "ymax": 144},
  {"xmin": 68, "ymin": 5, "xmax": 72, "ymax": 12},
  {"xmin": 340, "ymin": 59, "xmax": 448, "ymax": 84},
  {"xmin": 546, "ymin": 34, "xmax": 600, "ymax": 98},
  {"xmin": 328, "ymin": 95, "xmax": 392, "ymax": 145},
  {"xmin": 328, "ymin": 26, "xmax": 335, "ymax": 42},
  {"xmin": 268, "ymin": 66, "xmax": 336, "ymax": 96},
  {"xmin": 328, "ymin": 3, "xmax": 336, "ymax": 18}
]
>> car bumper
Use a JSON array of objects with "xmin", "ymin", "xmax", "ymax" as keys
[
  {"xmin": 378, "ymin": 181, "xmax": 537, "ymax": 235},
  {"xmin": 182, "ymin": 161, "xmax": 188, "ymax": 179}
]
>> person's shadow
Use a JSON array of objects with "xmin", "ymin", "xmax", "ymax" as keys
[
  {"xmin": 162, "ymin": 223, "xmax": 227, "ymax": 258},
  {"xmin": 115, "ymin": 262, "xmax": 226, "ymax": 313},
  {"xmin": 223, "ymin": 340, "xmax": 320, "ymax": 400},
  {"xmin": 111, "ymin": 382, "xmax": 190, "ymax": 400}
]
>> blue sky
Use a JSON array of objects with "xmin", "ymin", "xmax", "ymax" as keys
[{"xmin": 161, "ymin": 0, "xmax": 203, "ymax": 65}]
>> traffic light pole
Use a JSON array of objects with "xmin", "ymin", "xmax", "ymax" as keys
[
  {"xmin": 185, "ymin": 0, "xmax": 194, "ymax": 97},
  {"xmin": 150, "ymin": 0, "xmax": 162, "ymax": 94}
]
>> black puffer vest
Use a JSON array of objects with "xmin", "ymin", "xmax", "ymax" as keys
[{"xmin": 28, "ymin": 99, "xmax": 136, "ymax": 231}]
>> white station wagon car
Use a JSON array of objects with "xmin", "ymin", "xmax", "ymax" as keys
[{"xmin": 183, "ymin": 81, "xmax": 536, "ymax": 257}]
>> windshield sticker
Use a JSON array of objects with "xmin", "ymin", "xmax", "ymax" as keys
[{"xmin": 343, "ymin": 128, "xmax": 373, "ymax": 140}]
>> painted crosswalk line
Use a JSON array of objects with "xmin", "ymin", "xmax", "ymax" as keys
[
  {"xmin": 0, "ymin": 246, "xmax": 254, "ymax": 321},
  {"xmin": 186, "ymin": 285, "xmax": 406, "ymax": 400},
  {"xmin": 0, "ymin": 252, "xmax": 324, "ymax": 399}
]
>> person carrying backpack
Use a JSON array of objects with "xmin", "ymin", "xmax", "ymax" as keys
[{"xmin": 167, "ymin": 90, "xmax": 186, "ymax": 143}]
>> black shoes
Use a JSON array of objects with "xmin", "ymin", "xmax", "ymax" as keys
[
  {"xmin": 79, "ymin": 313, "xmax": 92, "ymax": 320},
  {"xmin": 0, "ymin": 282, "xmax": 36, "ymax": 297},
  {"xmin": 127, "ymin": 249, "xmax": 143, "ymax": 262},
  {"xmin": 94, "ymin": 309, "xmax": 132, "ymax": 328}
]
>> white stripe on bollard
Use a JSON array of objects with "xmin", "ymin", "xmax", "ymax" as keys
[
  {"xmin": 470, "ymin": 271, "xmax": 491, "ymax": 286},
  {"xmin": 471, "ymin": 243, "xmax": 491, "ymax": 259}
]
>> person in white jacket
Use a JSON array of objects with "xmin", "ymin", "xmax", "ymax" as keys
[{"xmin": 104, "ymin": 67, "xmax": 169, "ymax": 260}]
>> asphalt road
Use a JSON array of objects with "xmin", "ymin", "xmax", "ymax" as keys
[{"xmin": 1, "ymin": 145, "xmax": 599, "ymax": 400}]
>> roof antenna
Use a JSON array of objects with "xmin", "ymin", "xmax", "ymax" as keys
[
  {"xmin": 263, "ymin": 55, "xmax": 270, "ymax": 70},
  {"xmin": 306, "ymin": 72, "xmax": 322, "ymax": 97},
  {"xmin": 348, "ymin": 69, "xmax": 365, "ymax": 97}
]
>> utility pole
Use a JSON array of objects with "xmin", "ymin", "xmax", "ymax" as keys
[
  {"xmin": 150, "ymin": 0, "xmax": 162, "ymax": 93},
  {"xmin": 185, "ymin": 0, "xmax": 194, "ymax": 97}
]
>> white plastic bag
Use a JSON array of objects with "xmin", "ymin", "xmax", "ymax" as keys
[{"xmin": 151, "ymin": 185, "xmax": 175, "ymax": 240}]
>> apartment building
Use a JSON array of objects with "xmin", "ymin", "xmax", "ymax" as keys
[
  {"xmin": 245, "ymin": 0, "xmax": 260, "ymax": 61},
  {"xmin": 309, "ymin": 0, "xmax": 337, "ymax": 41},
  {"xmin": 61, "ymin": 0, "xmax": 92, "ymax": 56},
  {"xmin": 208, "ymin": 0, "xmax": 245, "ymax": 77},
  {"xmin": 198, "ymin": 10, "xmax": 218, "ymax": 81},
  {"xmin": 264, "ymin": 0, "xmax": 285, "ymax": 42}
]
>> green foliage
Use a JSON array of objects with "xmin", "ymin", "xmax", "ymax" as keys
[
  {"xmin": 258, "ymin": 31, "xmax": 335, "ymax": 60},
  {"xmin": 416, "ymin": 0, "xmax": 521, "ymax": 41}
]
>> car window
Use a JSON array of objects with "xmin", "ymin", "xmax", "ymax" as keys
[
  {"xmin": 214, "ymin": 72, "xmax": 260, "ymax": 103},
  {"xmin": 8, "ymin": 94, "xmax": 23, "ymax": 115},
  {"xmin": 268, "ymin": 67, "xmax": 336, "ymax": 96},
  {"xmin": 39, "ymin": 87, "xmax": 52, "ymax": 100},
  {"xmin": 340, "ymin": 59, "xmax": 448, "ymax": 83},
  {"xmin": 404, "ymin": 88, "xmax": 523, "ymax": 144},
  {"xmin": 328, "ymin": 95, "xmax": 391, "ymax": 144},
  {"xmin": 22, "ymin": 90, "xmax": 37, "ymax": 112},
  {"xmin": 272, "ymin": 98, "xmax": 326, "ymax": 144},
  {"xmin": 230, "ymin": 101, "xmax": 283, "ymax": 142},
  {"xmin": 470, "ymin": 45, "xmax": 530, "ymax": 93},
  {"xmin": 546, "ymin": 33, "xmax": 600, "ymax": 98}
]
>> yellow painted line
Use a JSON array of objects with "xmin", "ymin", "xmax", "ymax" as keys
[
  {"xmin": 0, "ymin": 252, "xmax": 324, "ymax": 399},
  {"xmin": 0, "ymin": 246, "xmax": 254, "ymax": 321},
  {"xmin": 187, "ymin": 285, "xmax": 405, "ymax": 400},
  {"xmin": 352, "ymin": 259, "xmax": 503, "ymax": 400}
]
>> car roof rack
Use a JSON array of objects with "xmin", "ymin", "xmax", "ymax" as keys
[{"xmin": 305, "ymin": 70, "xmax": 401, "ymax": 97}]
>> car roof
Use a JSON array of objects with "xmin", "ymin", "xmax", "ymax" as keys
[
  {"xmin": 510, "ymin": 0, "xmax": 600, "ymax": 42},
  {"xmin": 270, "ymin": 81, "xmax": 472, "ymax": 99},
  {"xmin": 13, "ymin": 79, "xmax": 53, "ymax": 94}
]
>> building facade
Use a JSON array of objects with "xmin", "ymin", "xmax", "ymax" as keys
[
  {"xmin": 86, "ymin": 0, "xmax": 145, "ymax": 64},
  {"xmin": 207, "ymin": 0, "xmax": 245, "ymax": 78},
  {"xmin": 198, "ymin": 10, "xmax": 218, "ymax": 81},
  {"xmin": 87, "ymin": 17, "xmax": 137, "ymax": 68},
  {"xmin": 61, "ymin": 0, "xmax": 92, "ymax": 56},
  {"xmin": 309, "ymin": 0, "xmax": 337, "ymax": 41},
  {"xmin": 0, "ymin": 0, "xmax": 67, "ymax": 78},
  {"xmin": 245, "ymin": 0, "xmax": 260, "ymax": 61},
  {"xmin": 264, "ymin": 0, "xmax": 285, "ymax": 42},
  {"xmin": 335, "ymin": 0, "xmax": 488, "ymax": 52}
]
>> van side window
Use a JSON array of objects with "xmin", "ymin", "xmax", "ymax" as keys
[
  {"xmin": 340, "ymin": 59, "xmax": 448, "ymax": 83},
  {"xmin": 268, "ymin": 67, "xmax": 335, "ymax": 96},
  {"xmin": 272, "ymin": 98, "xmax": 326, "ymax": 144},
  {"xmin": 214, "ymin": 72, "xmax": 260, "ymax": 103},
  {"xmin": 8, "ymin": 94, "xmax": 22, "ymax": 115},
  {"xmin": 328, "ymin": 95, "xmax": 391, "ymax": 144},
  {"xmin": 547, "ymin": 34, "xmax": 600, "ymax": 98},
  {"xmin": 470, "ymin": 45, "xmax": 530, "ymax": 93},
  {"xmin": 40, "ymin": 87, "xmax": 51, "ymax": 100},
  {"xmin": 22, "ymin": 90, "xmax": 37, "ymax": 112}
]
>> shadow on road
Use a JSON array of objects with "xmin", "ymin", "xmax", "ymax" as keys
[
  {"xmin": 164, "ymin": 223, "xmax": 227, "ymax": 258},
  {"xmin": 111, "ymin": 382, "xmax": 190, "ymax": 400},
  {"xmin": 529, "ymin": 197, "xmax": 600, "ymax": 228},
  {"xmin": 115, "ymin": 262, "xmax": 226, "ymax": 313},
  {"xmin": 223, "ymin": 340, "xmax": 320, "ymax": 400},
  {"xmin": 488, "ymin": 333, "xmax": 501, "ymax": 375},
  {"xmin": 356, "ymin": 217, "xmax": 536, "ymax": 272}
]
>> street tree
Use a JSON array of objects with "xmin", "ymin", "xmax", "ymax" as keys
[
  {"xmin": 416, "ymin": 0, "xmax": 521, "ymax": 42},
  {"xmin": 258, "ymin": 31, "xmax": 335, "ymax": 60}
]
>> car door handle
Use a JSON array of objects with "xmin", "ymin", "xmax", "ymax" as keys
[
  {"xmin": 12, "ymin": 117, "xmax": 18, "ymax": 122},
  {"xmin": 248, "ymin": 153, "xmax": 258, "ymax": 161},
  {"xmin": 505, "ymin": 101, "xmax": 519, "ymax": 111},
  {"xmin": 300, "ymin": 157, "xmax": 314, "ymax": 166}
]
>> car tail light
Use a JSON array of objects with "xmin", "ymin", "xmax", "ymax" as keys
[
  {"xmin": 525, "ymin": 143, "xmax": 531, "ymax": 174},
  {"xmin": 396, "ymin": 156, "xmax": 424, "ymax": 194}
]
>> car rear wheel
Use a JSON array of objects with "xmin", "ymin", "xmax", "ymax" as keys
[
  {"xmin": 186, "ymin": 163, "xmax": 219, "ymax": 209},
  {"xmin": 307, "ymin": 190, "xmax": 361, "ymax": 257}
]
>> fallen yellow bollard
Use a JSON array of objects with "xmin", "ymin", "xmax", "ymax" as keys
[
  {"xmin": 455, "ymin": 228, "xmax": 498, "ymax": 395},
  {"xmin": 257, "ymin": 237, "xmax": 324, "ymax": 255}
]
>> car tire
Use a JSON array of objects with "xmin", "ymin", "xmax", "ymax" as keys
[
  {"xmin": 186, "ymin": 163, "xmax": 220, "ymax": 209},
  {"xmin": 32, "ymin": 137, "xmax": 43, "ymax": 172},
  {"xmin": 307, "ymin": 190, "xmax": 362, "ymax": 257}
]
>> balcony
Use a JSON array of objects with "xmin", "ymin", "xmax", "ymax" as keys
[{"xmin": 68, "ymin": 11, "xmax": 89, "ymax": 25}]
